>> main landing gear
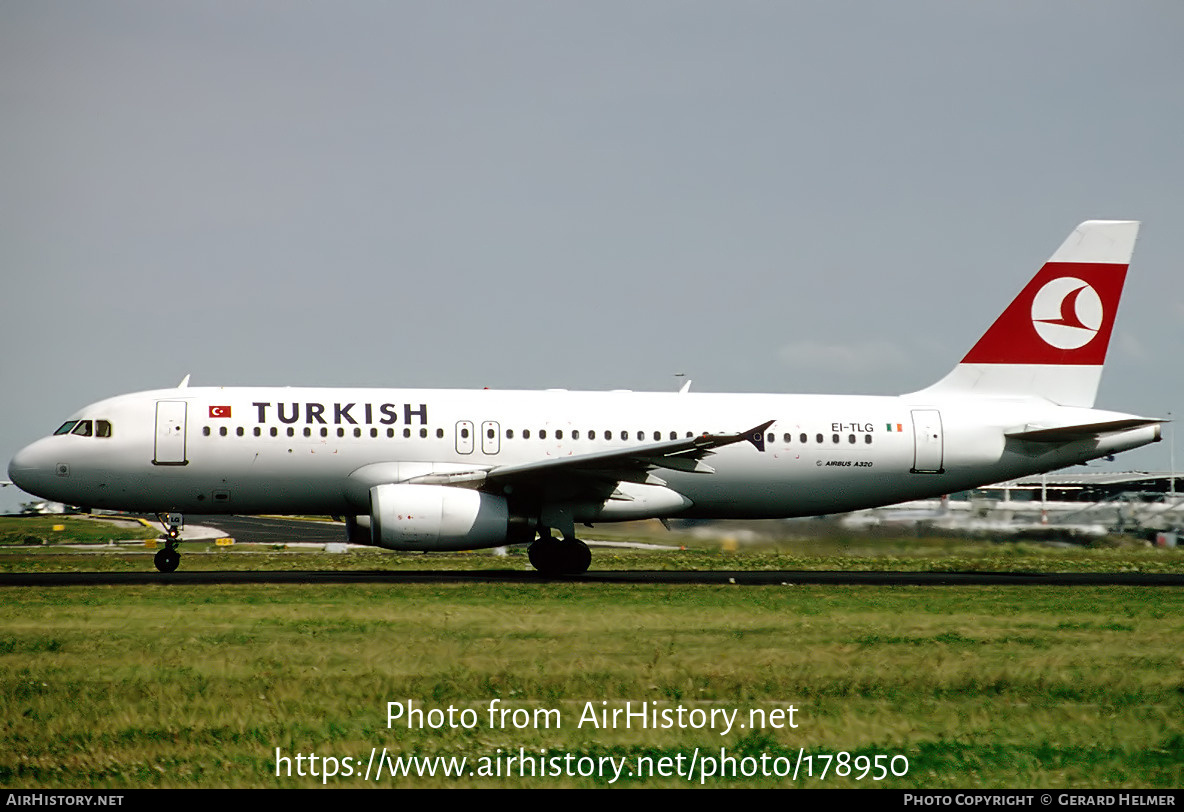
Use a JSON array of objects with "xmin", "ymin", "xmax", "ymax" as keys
[
  {"xmin": 153, "ymin": 513, "xmax": 184, "ymax": 573},
  {"xmin": 527, "ymin": 532, "xmax": 591, "ymax": 576}
]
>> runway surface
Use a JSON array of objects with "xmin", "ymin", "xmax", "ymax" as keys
[{"xmin": 3, "ymin": 570, "xmax": 1183, "ymax": 586}]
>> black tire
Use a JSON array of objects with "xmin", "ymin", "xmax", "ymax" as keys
[
  {"xmin": 563, "ymin": 539, "xmax": 591, "ymax": 575},
  {"xmin": 154, "ymin": 547, "xmax": 180, "ymax": 573},
  {"xmin": 528, "ymin": 538, "xmax": 590, "ymax": 576}
]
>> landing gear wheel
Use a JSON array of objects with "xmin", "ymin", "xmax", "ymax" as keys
[
  {"xmin": 528, "ymin": 536, "xmax": 590, "ymax": 576},
  {"xmin": 154, "ymin": 546, "xmax": 180, "ymax": 573},
  {"xmin": 563, "ymin": 538, "xmax": 591, "ymax": 575}
]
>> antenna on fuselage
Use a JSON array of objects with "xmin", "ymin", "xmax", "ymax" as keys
[
  {"xmin": 177, "ymin": 374, "xmax": 191, "ymax": 389},
  {"xmin": 675, "ymin": 373, "xmax": 691, "ymax": 394}
]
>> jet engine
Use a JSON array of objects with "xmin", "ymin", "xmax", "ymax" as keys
[{"xmin": 369, "ymin": 483, "xmax": 509, "ymax": 551}]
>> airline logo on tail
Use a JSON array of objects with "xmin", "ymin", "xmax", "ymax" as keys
[
  {"xmin": 960, "ymin": 261, "xmax": 1125, "ymax": 365},
  {"xmin": 956, "ymin": 219, "xmax": 1140, "ymax": 368},
  {"xmin": 1030, "ymin": 277, "xmax": 1103, "ymax": 350}
]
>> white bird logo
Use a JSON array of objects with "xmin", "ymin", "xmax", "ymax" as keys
[{"xmin": 1030, "ymin": 277, "xmax": 1103, "ymax": 350}]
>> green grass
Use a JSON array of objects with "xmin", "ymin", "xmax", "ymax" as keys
[
  {"xmin": 1, "ymin": 582, "xmax": 1181, "ymax": 788},
  {"xmin": 2, "ymin": 537, "xmax": 1182, "ymax": 574},
  {"xmin": 1, "ymin": 513, "xmax": 1183, "ymax": 574},
  {"xmin": 0, "ymin": 516, "xmax": 158, "ymax": 547}
]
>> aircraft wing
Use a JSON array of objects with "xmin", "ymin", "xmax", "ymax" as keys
[
  {"xmin": 404, "ymin": 420, "xmax": 774, "ymax": 491},
  {"xmin": 1005, "ymin": 418, "xmax": 1164, "ymax": 443}
]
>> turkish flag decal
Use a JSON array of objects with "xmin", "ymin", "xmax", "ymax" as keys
[{"xmin": 209, "ymin": 405, "xmax": 232, "ymax": 418}]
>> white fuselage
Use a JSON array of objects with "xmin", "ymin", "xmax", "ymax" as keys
[{"xmin": 8, "ymin": 385, "xmax": 1159, "ymax": 522}]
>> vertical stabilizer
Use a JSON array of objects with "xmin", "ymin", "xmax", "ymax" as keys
[{"xmin": 913, "ymin": 220, "xmax": 1139, "ymax": 407}]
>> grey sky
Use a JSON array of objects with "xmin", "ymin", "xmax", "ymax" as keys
[{"xmin": 3, "ymin": 1, "xmax": 1182, "ymax": 511}]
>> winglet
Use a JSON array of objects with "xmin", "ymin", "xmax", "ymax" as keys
[{"xmin": 699, "ymin": 420, "xmax": 774, "ymax": 452}]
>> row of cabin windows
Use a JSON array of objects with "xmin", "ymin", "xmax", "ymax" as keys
[
  {"xmin": 779, "ymin": 432, "xmax": 874, "ymax": 445},
  {"xmin": 200, "ymin": 425, "xmax": 875, "ymax": 446},
  {"xmin": 203, "ymin": 425, "xmax": 448, "ymax": 439},
  {"xmin": 54, "ymin": 420, "xmax": 113, "ymax": 438}
]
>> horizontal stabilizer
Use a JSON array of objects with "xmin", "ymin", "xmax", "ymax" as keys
[{"xmin": 1005, "ymin": 418, "xmax": 1163, "ymax": 443}]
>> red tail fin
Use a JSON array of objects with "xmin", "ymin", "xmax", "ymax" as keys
[{"xmin": 915, "ymin": 220, "xmax": 1139, "ymax": 407}]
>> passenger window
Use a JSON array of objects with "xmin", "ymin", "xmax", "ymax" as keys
[
  {"xmin": 815, "ymin": 433, "xmax": 823, "ymax": 444},
  {"xmin": 270, "ymin": 427, "xmax": 278, "ymax": 437},
  {"xmin": 572, "ymin": 430, "xmax": 579, "ymax": 440},
  {"xmin": 254, "ymin": 427, "xmax": 261, "ymax": 437},
  {"xmin": 556, "ymin": 429, "xmax": 563, "ymax": 440},
  {"xmin": 303, "ymin": 428, "xmax": 312, "ymax": 438},
  {"xmin": 767, "ymin": 433, "xmax": 775, "ymax": 443},
  {"xmin": 287, "ymin": 427, "xmax": 295, "ymax": 437},
  {"xmin": 387, "ymin": 428, "xmax": 395, "ymax": 438},
  {"xmin": 588, "ymin": 430, "xmax": 596, "ymax": 440},
  {"xmin": 71, "ymin": 420, "xmax": 93, "ymax": 437},
  {"xmin": 461, "ymin": 428, "xmax": 469, "ymax": 439},
  {"xmin": 865, "ymin": 434, "xmax": 872, "ymax": 444},
  {"xmin": 832, "ymin": 434, "xmax": 839, "ymax": 444},
  {"xmin": 370, "ymin": 428, "xmax": 378, "ymax": 438},
  {"xmin": 420, "ymin": 428, "xmax": 428, "ymax": 438},
  {"xmin": 506, "ymin": 429, "xmax": 515, "ymax": 439},
  {"xmin": 487, "ymin": 428, "xmax": 495, "ymax": 439},
  {"xmin": 523, "ymin": 429, "xmax": 531, "ymax": 439},
  {"xmin": 54, "ymin": 421, "xmax": 79, "ymax": 435},
  {"xmin": 540, "ymin": 430, "xmax": 547, "ymax": 440},
  {"xmin": 637, "ymin": 431, "xmax": 644, "ymax": 441},
  {"xmin": 670, "ymin": 431, "xmax": 677, "ymax": 440},
  {"xmin": 237, "ymin": 427, "xmax": 244, "ymax": 437},
  {"xmin": 220, "ymin": 427, "xmax": 228, "ymax": 437},
  {"xmin": 96, "ymin": 420, "xmax": 112, "ymax": 438},
  {"xmin": 403, "ymin": 428, "xmax": 411, "ymax": 438},
  {"xmin": 338, "ymin": 428, "xmax": 346, "ymax": 438},
  {"xmin": 321, "ymin": 428, "xmax": 328, "ymax": 438},
  {"xmin": 203, "ymin": 426, "xmax": 211, "ymax": 437},
  {"xmin": 800, "ymin": 433, "xmax": 807, "ymax": 443},
  {"xmin": 436, "ymin": 428, "xmax": 444, "ymax": 439},
  {"xmin": 848, "ymin": 434, "xmax": 856, "ymax": 444},
  {"xmin": 783, "ymin": 433, "xmax": 791, "ymax": 443},
  {"xmin": 355, "ymin": 428, "xmax": 363, "ymax": 438}
]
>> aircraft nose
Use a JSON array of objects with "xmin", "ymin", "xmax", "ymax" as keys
[{"xmin": 8, "ymin": 439, "xmax": 56, "ymax": 496}]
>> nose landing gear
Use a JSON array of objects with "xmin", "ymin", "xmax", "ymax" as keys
[
  {"xmin": 153, "ymin": 513, "xmax": 184, "ymax": 573},
  {"xmin": 154, "ymin": 544, "xmax": 180, "ymax": 573}
]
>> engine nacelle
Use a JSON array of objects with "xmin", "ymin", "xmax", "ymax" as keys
[{"xmin": 370, "ymin": 483, "xmax": 509, "ymax": 551}]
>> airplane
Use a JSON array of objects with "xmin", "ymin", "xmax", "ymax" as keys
[{"xmin": 7, "ymin": 220, "xmax": 1163, "ymax": 575}]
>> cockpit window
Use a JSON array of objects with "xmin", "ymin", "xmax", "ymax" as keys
[
  {"xmin": 71, "ymin": 420, "xmax": 94, "ymax": 436},
  {"xmin": 96, "ymin": 420, "xmax": 112, "ymax": 438},
  {"xmin": 54, "ymin": 421, "xmax": 79, "ymax": 435}
]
